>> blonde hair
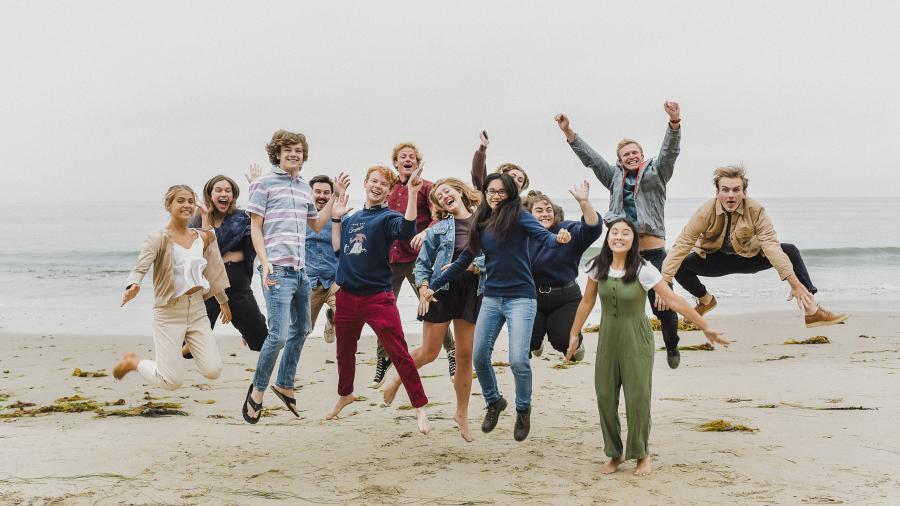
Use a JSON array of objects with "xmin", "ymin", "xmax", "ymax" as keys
[
  {"xmin": 494, "ymin": 163, "xmax": 530, "ymax": 190},
  {"xmin": 391, "ymin": 142, "xmax": 423, "ymax": 165},
  {"xmin": 266, "ymin": 129, "xmax": 309, "ymax": 165},
  {"xmin": 365, "ymin": 165, "xmax": 398, "ymax": 187},
  {"xmin": 163, "ymin": 185, "xmax": 196, "ymax": 210},
  {"xmin": 713, "ymin": 164, "xmax": 749, "ymax": 190},
  {"xmin": 429, "ymin": 178, "xmax": 481, "ymax": 220},
  {"xmin": 523, "ymin": 190, "xmax": 564, "ymax": 227},
  {"xmin": 616, "ymin": 138, "xmax": 643, "ymax": 160}
]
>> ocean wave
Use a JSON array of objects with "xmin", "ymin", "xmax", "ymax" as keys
[{"xmin": 580, "ymin": 246, "xmax": 900, "ymax": 265}]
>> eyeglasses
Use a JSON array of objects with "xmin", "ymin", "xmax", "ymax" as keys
[{"xmin": 486, "ymin": 189, "xmax": 508, "ymax": 197}]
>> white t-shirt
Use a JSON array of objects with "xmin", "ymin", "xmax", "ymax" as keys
[{"xmin": 587, "ymin": 262, "xmax": 662, "ymax": 291}]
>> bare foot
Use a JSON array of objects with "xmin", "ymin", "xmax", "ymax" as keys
[
  {"xmin": 454, "ymin": 413, "xmax": 474, "ymax": 442},
  {"xmin": 600, "ymin": 456, "xmax": 624, "ymax": 475},
  {"xmin": 113, "ymin": 352, "xmax": 139, "ymax": 380},
  {"xmin": 181, "ymin": 343, "xmax": 192, "ymax": 358},
  {"xmin": 382, "ymin": 378, "xmax": 401, "ymax": 406},
  {"xmin": 325, "ymin": 394, "xmax": 355, "ymax": 419},
  {"xmin": 634, "ymin": 456, "xmax": 652, "ymax": 476},
  {"xmin": 415, "ymin": 407, "xmax": 431, "ymax": 435}
]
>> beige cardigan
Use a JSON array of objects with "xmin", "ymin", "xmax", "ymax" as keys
[{"xmin": 125, "ymin": 228, "xmax": 230, "ymax": 308}]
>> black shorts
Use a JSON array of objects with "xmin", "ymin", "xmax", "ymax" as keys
[{"xmin": 418, "ymin": 272, "xmax": 482, "ymax": 324}]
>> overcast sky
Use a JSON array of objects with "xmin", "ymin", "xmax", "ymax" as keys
[{"xmin": 1, "ymin": 1, "xmax": 897, "ymax": 204}]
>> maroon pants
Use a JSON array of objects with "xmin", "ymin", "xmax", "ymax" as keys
[{"xmin": 334, "ymin": 290, "xmax": 428, "ymax": 408}]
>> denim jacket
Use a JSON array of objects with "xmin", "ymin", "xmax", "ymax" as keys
[
  {"xmin": 568, "ymin": 125, "xmax": 680, "ymax": 239},
  {"xmin": 414, "ymin": 216, "xmax": 486, "ymax": 296}
]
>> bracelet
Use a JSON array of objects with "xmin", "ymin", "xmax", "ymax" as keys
[
  {"xmin": 331, "ymin": 218, "xmax": 342, "ymax": 223},
  {"xmin": 669, "ymin": 119, "xmax": 681, "ymax": 124}
]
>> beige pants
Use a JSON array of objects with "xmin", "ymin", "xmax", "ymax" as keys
[
  {"xmin": 310, "ymin": 283, "xmax": 338, "ymax": 334},
  {"xmin": 138, "ymin": 291, "xmax": 223, "ymax": 390}
]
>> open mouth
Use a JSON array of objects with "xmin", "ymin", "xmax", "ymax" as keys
[{"xmin": 443, "ymin": 196, "xmax": 457, "ymax": 207}]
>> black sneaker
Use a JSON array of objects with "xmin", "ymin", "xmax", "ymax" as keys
[
  {"xmin": 481, "ymin": 396, "xmax": 508, "ymax": 433},
  {"xmin": 368, "ymin": 356, "xmax": 392, "ymax": 389},
  {"xmin": 666, "ymin": 348, "xmax": 681, "ymax": 369},
  {"xmin": 513, "ymin": 407, "xmax": 531, "ymax": 441},
  {"xmin": 447, "ymin": 348, "xmax": 457, "ymax": 379}
]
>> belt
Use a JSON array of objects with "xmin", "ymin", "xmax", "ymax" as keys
[{"xmin": 536, "ymin": 280, "xmax": 578, "ymax": 294}]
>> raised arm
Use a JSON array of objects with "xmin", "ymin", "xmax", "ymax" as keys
[
  {"xmin": 565, "ymin": 278, "xmax": 598, "ymax": 360},
  {"xmin": 331, "ymin": 192, "xmax": 353, "ymax": 254},
  {"xmin": 655, "ymin": 101, "xmax": 682, "ymax": 183},
  {"xmin": 471, "ymin": 130, "xmax": 489, "ymax": 190},
  {"xmin": 308, "ymin": 172, "xmax": 349, "ymax": 233},
  {"xmin": 555, "ymin": 113, "xmax": 615, "ymax": 189}
]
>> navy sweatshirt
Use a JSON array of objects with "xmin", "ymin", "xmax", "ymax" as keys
[
  {"xmin": 530, "ymin": 214, "xmax": 603, "ymax": 286},
  {"xmin": 430, "ymin": 212, "xmax": 560, "ymax": 299},
  {"xmin": 335, "ymin": 206, "xmax": 416, "ymax": 295}
]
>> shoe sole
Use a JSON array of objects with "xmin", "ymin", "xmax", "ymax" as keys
[
  {"xmin": 368, "ymin": 364, "xmax": 392, "ymax": 389},
  {"xmin": 805, "ymin": 315, "xmax": 849, "ymax": 328},
  {"xmin": 482, "ymin": 398, "xmax": 508, "ymax": 433}
]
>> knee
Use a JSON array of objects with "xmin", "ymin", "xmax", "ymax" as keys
[
  {"xmin": 455, "ymin": 347, "xmax": 473, "ymax": 365},
  {"xmin": 473, "ymin": 348, "xmax": 491, "ymax": 368},
  {"xmin": 781, "ymin": 243, "xmax": 799, "ymax": 257},
  {"xmin": 160, "ymin": 375, "xmax": 184, "ymax": 391},
  {"xmin": 509, "ymin": 356, "xmax": 530, "ymax": 373},
  {"xmin": 202, "ymin": 361, "xmax": 223, "ymax": 380}
]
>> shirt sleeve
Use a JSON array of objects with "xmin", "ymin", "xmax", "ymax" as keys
[
  {"xmin": 638, "ymin": 263, "xmax": 663, "ymax": 291},
  {"xmin": 522, "ymin": 212, "xmax": 562, "ymax": 249},
  {"xmin": 387, "ymin": 213, "xmax": 417, "ymax": 241},
  {"xmin": 246, "ymin": 180, "xmax": 267, "ymax": 217},
  {"xmin": 429, "ymin": 248, "xmax": 476, "ymax": 292}
]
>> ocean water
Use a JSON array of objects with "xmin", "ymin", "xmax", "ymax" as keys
[{"xmin": 0, "ymin": 198, "xmax": 897, "ymax": 336}]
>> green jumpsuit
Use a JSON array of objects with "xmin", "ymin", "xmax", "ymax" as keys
[{"xmin": 594, "ymin": 275, "xmax": 654, "ymax": 460}]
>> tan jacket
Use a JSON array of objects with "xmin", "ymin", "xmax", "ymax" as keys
[
  {"xmin": 125, "ymin": 228, "xmax": 230, "ymax": 308},
  {"xmin": 662, "ymin": 197, "xmax": 793, "ymax": 282}
]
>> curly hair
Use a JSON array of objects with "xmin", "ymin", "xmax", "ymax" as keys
[
  {"xmin": 523, "ymin": 190, "xmax": 564, "ymax": 228},
  {"xmin": 429, "ymin": 177, "xmax": 481, "ymax": 221},
  {"xmin": 266, "ymin": 129, "xmax": 309, "ymax": 165},
  {"xmin": 391, "ymin": 142, "xmax": 423, "ymax": 165}
]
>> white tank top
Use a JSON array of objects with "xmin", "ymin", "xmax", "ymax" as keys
[{"xmin": 172, "ymin": 232, "xmax": 210, "ymax": 297}]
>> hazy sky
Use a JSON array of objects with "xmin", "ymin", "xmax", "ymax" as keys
[{"xmin": 1, "ymin": 1, "xmax": 898, "ymax": 204}]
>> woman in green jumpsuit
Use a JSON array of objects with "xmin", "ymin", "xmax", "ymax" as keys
[{"xmin": 567, "ymin": 218, "xmax": 728, "ymax": 476}]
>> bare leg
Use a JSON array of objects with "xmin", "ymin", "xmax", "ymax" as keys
[
  {"xmin": 634, "ymin": 455, "xmax": 653, "ymax": 476},
  {"xmin": 601, "ymin": 456, "xmax": 624, "ymax": 475},
  {"xmin": 450, "ymin": 319, "xmax": 476, "ymax": 442},
  {"xmin": 383, "ymin": 321, "xmax": 448, "ymax": 406},
  {"xmin": 416, "ymin": 406, "xmax": 431, "ymax": 435},
  {"xmin": 113, "ymin": 352, "xmax": 139, "ymax": 379},
  {"xmin": 326, "ymin": 394, "xmax": 356, "ymax": 419}
]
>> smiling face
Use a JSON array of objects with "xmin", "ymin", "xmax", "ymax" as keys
[
  {"xmin": 365, "ymin": 170, "xmax": 393, "ymax": 206},
  {"xmin": 279, "ymin": 142, "xmax": 305, "ymax": 172},
  {"xmin": 505, "ymin": 169, "xmax": 527, "ymax": 191},
  {"xmin": 394, "ymin": 147, "xmax": 419, "ymax": 180},
  {"xmin": 716, "ymin": 176, "xmax": 746, "ymax": 213},
  {"xmin": 434, "ymin": 183, "xmax": 464, "ymax": 214},
  {"xmin": 167, "ymin": 190, "xmax": 196, "ymax": 220},
  {"xmin": 485, "ymin": 179, "xmax": 509, "ymax": 210},
  {"xmin": 606, "ymin": 221, "xmax": 635, "ymax": 254},
  {"xmin": 617, "ymin": 143, "xmax": 644, "ymax": 172},
  {"xmin": 530, "ymin": 199, "xmax": 555, "ymax": 229},
  {"xmin": 210, "ymin": 180, "xmax": 235, "ymax": 214},
  {"xmin": 311, "ymin": 181, "xmax": 333, "ymax": 211}
]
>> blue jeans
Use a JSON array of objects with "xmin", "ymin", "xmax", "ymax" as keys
[
  {"xmin": 473, "ymin": 296, "xmax": 537, "ymax": 411},
  {"xmin": 252, "ymin": 265, "xmax": 311, "ymax": 392}
]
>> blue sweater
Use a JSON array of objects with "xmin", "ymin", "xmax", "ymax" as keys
[
  {"xmin": 430, "ymin": 212, "xmax": 561, "ymax": 299},
  {"xmin": 335, "ymin": 206, "xmax": 416, "ymax": 295},
  {"xmin": 530, "ymin": 214, "xmax": 603, "ymax": 286}
]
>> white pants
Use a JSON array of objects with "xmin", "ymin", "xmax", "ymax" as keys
[{"xmin": 138, "ymin": 291, "xmax": 223, "ymax": 390}]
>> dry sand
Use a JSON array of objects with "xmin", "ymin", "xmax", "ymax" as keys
[{"xmin": 1, "ymin": 311, "xmax": 899, "ymax": 504}]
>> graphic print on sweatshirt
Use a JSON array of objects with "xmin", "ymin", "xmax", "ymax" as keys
[{"xmin": 344, "ymin": 222, "xmax": 367, "ymax": 256}]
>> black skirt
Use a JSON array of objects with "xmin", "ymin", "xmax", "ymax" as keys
[{"xmin": 418, "ymin": 272, "xmax": 482, "ymax": 324}]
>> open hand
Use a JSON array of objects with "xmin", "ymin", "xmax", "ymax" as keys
[
  {"xmin": 335, "ymin": 171, "xmax": 351, "ymax": 196},
  {"xmin": 703, "ymin": 328, "xmax": 729, "ymax": 348},
  {"xmin": 261, "ymin": 262, "xmax": 278, "ymax": 289},
  {"xmin": 219, "ymin": 303, "xmax": 232, "ymax": 325},
  {"xmin": 121, "ymin": 284, "xmax": 140, "ymax": 307},
  {"xmin": 410, "ymin": 230, "xmax": 427, "ymax": 251},
  {"xmin": 246, "ymin": 163, "xmax": 262, "ymax": 184},
  {"xmin": 409, "ymin": 167, "xmax": 424, "ymax": 193},
  {"xmin": 787, "ymin": 284, "xmax": 815, "ymax": 311},
  {"xmin": 568, "ymin": 180, "xmax": 590, "ymax": 202},
  {"xmin": 333, "ymin": 193, "xmax": 354, "ymax": 219},
  {"xmin": 565, "ymin": 335, "xmax": 580, "ymax": 361}
]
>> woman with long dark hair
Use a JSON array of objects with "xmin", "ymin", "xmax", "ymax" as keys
[
  {"xmin": 567, "ymin": 218, "xmax": 729, "ymax": 476},
  {"xmin": 422, "ymin": 173, "xmax": 570, "ymax": 442},
  {"xmin": 189, "ymin": 174, "xmax": 268, "ymax": 352}
]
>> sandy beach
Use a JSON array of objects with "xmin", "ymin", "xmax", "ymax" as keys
[{"xmin": 1, "ymin": 311, "xmax": 899, "ymax": 504}]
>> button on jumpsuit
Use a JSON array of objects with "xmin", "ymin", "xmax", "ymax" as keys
[{"xmin": 594, "ymin": 275, "xmax": 654, "ymax": 460}]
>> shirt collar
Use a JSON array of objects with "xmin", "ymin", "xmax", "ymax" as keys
[
  {"xmin": 364, "ymin": 202, "xmax": 388, "ymax": 210},
  {"xmin": 271, "ymin": 165, "xmax": 304, "ymax": 182}
]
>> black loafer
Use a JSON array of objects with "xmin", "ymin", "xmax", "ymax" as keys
[
  {"xmin": 481, "ymin": 396, "xmax": 508, "ymax": 433},
  {"xmin": 514, "ymin": 407, "xmax": 531, "ymax": 441},
  {"xmin": 666, "ymin": 348, "xmax": 681, "ymax": 369}
]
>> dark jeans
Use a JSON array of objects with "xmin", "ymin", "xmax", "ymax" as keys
[
  {"xmin": 674, "ymin": 243, "xmax": 817, "ymax": 298},
  {"xmin": 530, "ymin": 282, "xmax": 583, "ymax": 354},
  {"xmin": 376, "ymin": 261, "xmax": 455, "ymax": 359},
  {"xmin": 641, "ymin": 248, "xmax": 680, "ymax": 352},
  {"xmin": 205, "ymin": 261, "xmax": 268, "ymax": 351}
]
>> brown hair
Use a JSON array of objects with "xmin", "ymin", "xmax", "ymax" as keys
[
  {"xmin": 428, "ymin": 178, "xmax": 481, "ymax": 221},
  {"xmin": 616, "ymin": 138, "xmax": 643, "ymax": 160},
  {"xmin": 266, "ymin": 129, "xmax": 309, "ymax": 165},
  {"xmin": 163, "ymin": 185, "xmax": 196, "ymax": 211},
  {"xmin": 523, "ymin": 190, "xmax": 564, "ymax": 228},
  {"xmin": 713, "ymin": 164, "xmax": 749, "ymax": 191},
  {"xmin": 202, "ymin": 175, "xmax": 239, "ymax": 224},
  {"xmin": 391, "ymin": 142, "xmax": 423, "ymax": 165},
  {"xmin": 365, "ymin": 165, "xmax": 398, "ymax": 187},
  {"xmin": 494, "ymin": 163, "xmax": 530, "ymax": 190},
  {"xmin": 309, "ymin": 174, "xmax": 334, "ymax": 192}
]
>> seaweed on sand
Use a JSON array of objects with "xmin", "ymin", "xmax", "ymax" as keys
[
  {"xmin": 100, "ymin": 401, "xmax": 187, "ymax": 418},
  {"xmin": 71, "ymin": 368, "xmax": 108, "ymax": 378},
  {"xmin": 697, "ymin": 419, "xmax": 756, "ymax": 432},
  {"xmin": 784, "ymin": 336, "xmax": 830, "ymax": 345},
  {"xmin": 657, "ymin": 343, "xmax": 714, "ymax": 352}
]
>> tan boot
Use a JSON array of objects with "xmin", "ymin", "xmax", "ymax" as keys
[
  {"xmin": 694, "ymin": 295, "xmax": 717, "ymax": 316},
  {"xmin": 805, "ymin": 306, "xmax": 848, "ymax": 328}
]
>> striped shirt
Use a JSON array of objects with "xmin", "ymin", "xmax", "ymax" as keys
[{"xmin": 246, "ymin": 166, "xmax": 318, "ymax": 269}]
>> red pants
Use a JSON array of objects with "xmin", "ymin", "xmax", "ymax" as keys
[{"xmin": 334, "ymin": 290, "xmax": 428, "ymax": 408}]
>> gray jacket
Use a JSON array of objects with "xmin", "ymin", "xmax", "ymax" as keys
[{"xmin": 568, "ymin": 125, "xmax": 680, "ymax": 238}]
